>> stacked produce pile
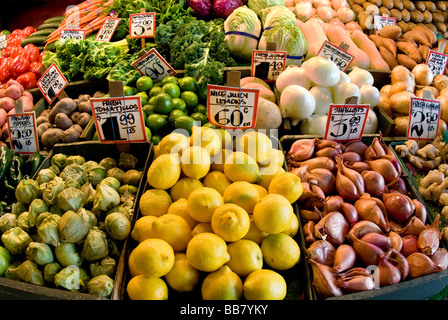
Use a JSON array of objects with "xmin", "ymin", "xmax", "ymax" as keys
[
  {"xmin": 286, "ymin": 135, "xmax": 447, "ymax": 298},
  {"xmin": 126, "ymin": 129, "xmax": 302, "ymax": 300},
  {"xmin": 0, "ymin": 151, "xmax": 145, "ymax": 298}
]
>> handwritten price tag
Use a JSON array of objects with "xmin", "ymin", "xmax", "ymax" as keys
[
  {"xmin": 324, "ymin": 104, "xmax": 369, "ymax": 141},
  {"xmin": 7, "ymin": 111, "xmax": 39, "ymax": 155},
  {"xmin": 0, "ymin": 35, "xmax": 7, "ymax": 50},
  {"xmin": 251, "ymin": 50, "xmax": 286, "ymax": 82},
  {"xmin": 426, "ymin": 50, "xmax": 448, "ymax": 75},
  {"xmin": 60, "ymin": 29, "xmax": 86, "ymax": 41},
  {"xmin": 374, "ymin": 16, "xmax": 396, "ymax": 34},
  {"xmin": 132, "ymin": 48, "xmax": 176, "ymax": 82},
  {"xmin": 207, "ymin": 84, "xmax": 259, "ymax": 130},
  {"xmin": 37, "ymin": 63, "xmax": 69, "ymax": 104},
  {"xmin": 129, "ymin": 13, "xmax": 155, "ymax": 38},
  {"xmin": 90, "ymin": 95, "xmax": 147, "ymax": 143},
  {"xmin": 317, "ymin": 40, "xmax": 354, "ymax": 72},
  {"xmin": 407, "ymin": 96, "xmax": 441, "ymax": 141},
  {"xmin": 96, "ymin": 18, "xmax": 120, "ymax": 42}
]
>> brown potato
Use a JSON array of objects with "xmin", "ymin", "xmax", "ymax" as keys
[
  {"xmin": 393, "ymin": 0, "xmax": 403, "ymax": 10},
  {"xmin": 36, "ymin": 115, "xmax": 49, "ymax": 126},
  {"xmin": 69, "ymin": 124, "xmax": 83, "ymax": 135},
  {"xmin": 93, "ymin": 91, "xmax": 105, "ymax": 98},
  {"xmin": 401, "ymin": 9, "xmax": 410, "ymax": 22},
  {"xmin": 55, "ymin": 113, "xmax": 73, "ymax": 130},
  {"xmin": 76, "ymin": 112, "xmax": 91, "ymax": 127},
  {"xmin": 41, "ymin": 128, "xmax": 64, "ymax": 148},
  {"xmin": 62, "ymin": 127, "xmax": 81, "ymax": 143},
  {"xmin": 77, "ymin": 101, "xmax": 92, "ymax": 114},
  {"xmin": 402, "ymin": 0, "xmax": 415, "ymax": 11},
  {"xmin": 78, "ymin": 94, "xmax": 90, "ymax": 102},
  {"xmin": 49, "ymin": 98, "xmax": 77, "ymax": 122},
  {"xmin": 37, "ymin": 122, "xmax": 53, "ymax": 139},
  {"xmin": 70, "ymin": 111, "xmax": 80, "ymax": 123},
  {"xmin": 390, "ymin": 8, "xmax": 402, "ymax": 21}
]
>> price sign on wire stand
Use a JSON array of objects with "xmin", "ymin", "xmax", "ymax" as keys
[
  {"xmin": 426, "ymin": 43, "xmax": 448, "ymax": 76},
  {"xmin": 90, "ymin": 81, "xmax": 147, "ymax": 144},
  {"xmin": 132, "ymin": 48, "xmax": 176, "ymax": 82},
  {"xmin": 374, "ymin": 15, "xmax": 396, "ymax": 35},
  {"xmin": 7, "ymin": 100, "xmax": 39, "ymax": 155},
  {"xmin": 60, "ymin": 29, "xmax": 86, "ymax": 41},
  {"xmin": 129, "ymin": 12, "xmax": 155, "ymax": 39},
  {"xmin": 37, "ymin": 63, "xmax": 69, "ymax": 104},
  {"xmin": 251, "ymin": 48, "xmax": 287, "ymax": 82},
  {"xmin": 0, "ymin": 35, "xmax": 7, "ymax": 50},
  {"xmin": 207, "ymin": 71, "xmax": 259, "ymax": 130},
  {"xmin": 324, "ymin": 97, "xmax": 369, "ymax": 141},
  {"xmin": 317, "ymin": 40, "xmax": 354, "ymax": 72},
  {"xmin": 96, "ymin": 17, "xmax": 120, "ymax": 42},
  {"xmin": 407, "ymin": 92, "xmax": 441, "ymax": 141}
]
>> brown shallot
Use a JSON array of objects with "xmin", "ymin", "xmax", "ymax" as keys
[
  {"xmin": 315, "ymin": 211, "xmax": 350, "ymax": 246},
  {"xmin": 348, "ymin": 220, "xmax": 384, "ymax": 241},
  {"xmin": 401, "ymin": 234, "xmax": 419, "ymax": 257},
  {"xmin": 342, "ymin": 140, "xmax": 368, "ymax": 156},
  {"xmin": 352, "ymin": 236, "xmax": 384, "ymax": 266},
  {"xmin": 289, "ymin": 138, "xmax": 316, "ymax": 161},
  {"xmin": 386, "ymin": 248, "xmax": 409, "ymax": 280},
  {"xmin": 430, "ymin": 248, "xmax": 448, "ymax": 270},
  {"xmin": 323, "ymin": 195, "xmax": 344, "ymax": 213},
  {"xmin": 306, "ymin": 168, "xmax": 336, "ymax": 194},
  {"xmin": 316, "ymin": 139, "xmax": 341, "ymax": 150},
  {"xmin": 340, "ymin": 151, "xmax": 363, "ymax": 163},
  {"xmin": 382, "ymin": 192, "xmax": 415, "ymax": 221},
  {"xmin": 412, "ymin": 199, "xmax": 427, "ymax": 224},
  {"xmin": 354, "ymin": 197, "xmax": 390, "ymax": 232},
  {"xmin": 336, "ymin": 276, "xmax": 375, "ymax": 293},
  {"xmin": 361, "ymin": 170, "xmax": 387, "ymax": 198},
  {"xmin": 293, "ymin": 157, "xmax": 336, "ymax": 171},
  {"xmin": 407, "ymin": 252, "xmax": 444, "ymax": 279},
  {"xmin": 300, "ymin": 209, "xmax": 321, "ymax": 222},
  {"xmin": 345, "ymin": 161, "xmax": 371, "ymax": 173},
  {"xmin": 304, "ymin": 221, "xmax": 317, "ymax": 245},
  {"xmin": 417, "ymin": 214, "xmax": 441, "ymax": 256},
  {"xmin": 376, "ymin": 252, "xmax": 402, "ymax": 286},
  {"xmin": 389, "ymin": 231, "xmax": 403, "ymax": 252},
  {"xmin": 307, "ymin": 239, "xmax": 336, "ymax": 266},
  {"xmin": 333, "ymin": 244, "xmax": 357, "ymax": 273},
  {"xmin": 387, "ymin": 177, "xmax": 407, "ymax": 194},
  {"xmin": 339, "ymin": 202, "xmax": 359, "ymax": 227},
  {"xmin": 335, "ymin": 155, "xmax": 365, "ymax": 202},
  {"xmin": 401, "ymin": 216, "xmax": 426, "ymax": 236},
  {"xmin": 360, "ymin": 232, "xmax": 392, "ymax": 251},
  {"xmin": 367, "ymin": 159, "xmax": 400, "ymax": 183},
  {"xmin": 364, "ymin": 136, "xmax": 389, "ymax": 160},
  {"xmin": 339, "ymin": 267, "xmax": 372, "ymax": 279},
  {"xmin": 315, "ymin": 146, "xmax": 342, "ymax": 160},
  {"xmin": 310, "ymin": 259, "xmax": 343, "ymax": 298}
]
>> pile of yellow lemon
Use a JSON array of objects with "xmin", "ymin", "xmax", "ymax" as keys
[{"xmin": 126, "ymin": 128, "xmax": 303, "ymax": 300}]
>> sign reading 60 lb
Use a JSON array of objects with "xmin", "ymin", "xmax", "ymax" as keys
[
  {"xmin": 132, "ymin": 48, "xmax": 176, "ymax": 83},
  {"xmin": 206, "ymin": 84, "xmax": 259, "ymax": 130}
]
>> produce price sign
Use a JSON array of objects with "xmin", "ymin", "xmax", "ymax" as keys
[
  {"xmin": 206, "ymin": 84, "xmax": 259, "ymax": 130},
  {"xmin": 37, "ymin": 62, "xmax": 69, "ymax": 104},
  {"xmin": 96, "ymin": 17, "xmax": 121, "ymax": 42},
  {"xmin": 317, "ymin": 40, "xmax": 354, "ymax": 72},
  {"xmin": 374, "ymin": 16, "xmax": 396, "ymax": 34},
  {"xmin": 251, "ymin": 50, "xmax": 287, "ymax": 82},
  {"xmin": 132, "ymin": 48, "xmax": 176, "ymax": 82},
  {"xmin": 324, "ymin": 104, "xmax": 369, "ymax": 141},
  {"xmin": 129, "ymin": 12, "xmax": 155, "ymax": 38},
  {"xmin": 60, "ymin": 29, "xmax": 86, "ymax": 41},
  {"xmin": 7, "ymin": 102, "xmax": 39, "ymax": 155},
  {"xmin": 425, "ymin": 50, "xmax": 448, "ymax": 75},
  {"xmin": 0, "ymin": 34, "xmax": 7, "ymax": 50},
  {"xmin": 90, "ymin": 96, "xmax": 147, "ymax": 143},
  {"xmin": 407, "ymin": 96, "xmax": 441, "ymax": 141}
]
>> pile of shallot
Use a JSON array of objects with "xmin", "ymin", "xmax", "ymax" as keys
[{"xmin": 287, "ymin": 136, "xmax": 447, "ymax": 298}]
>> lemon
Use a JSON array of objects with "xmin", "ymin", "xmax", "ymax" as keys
[
  {"xmin": 156, "ymin": 132, "xmax": 190, "ymax": 157},
  {"xmin": 282, "ymin": 212, "xmax": 299, "ymax": 237},
  {"xmin": 201, "ymin": 265, "xmax": 243, "ymax": 300},
  {"xmin": 139, "ymin": 189, "xmax": 172, "ymax": 217},
  {"xmin": 181, "ymin": 146, "xmax": 211, "ymax": 180},
  {"xmin": 252, "ymin": 184, "xmax": 268, "ymax": 199},
  {"xmin": 167, "ymin": 198, "xmax": 199, "ymax": 230},
  {"xmin": 253, "ymin": 194, "xmax": 294, "ymax": 234},
  {"xmin": 223, "ymin": 181, "xmax": 259, "ymax": 214},
  {"xmin": 170, "ymin": 177, "xmax": 203, "ymax": 201},
  {"xmin": 226, "ymin": 239, "xmax": 263, "ymax": 277},
  {"xmin": 147, "ymin": 153, "xmax": 181, "ymax": 189},
  {"xmin": 258, "ymin": 149, "xmax": 285, "ymax": 167},
  {"xmin": 268, "ymin": 172, "xmax": 303, "ymax": 204},
  {"xmin": 243, "ymin": 269, "xmax": 287, "ymax": 300},
  {"xmin": 186, "ymin": 232, "xmax": 230, "ymax": 272},
  {"xmin": 131, "ymin": 215, "xmax": 157, "ymax": 243},
  {"xmin": 211, "ymin": 148, "xmax": 233, "ymax": 172},
  {"xmin": 190, "ymin": 126, "xmax": 222, "ymax": 157},
  {"xmin": 258, "ymin": 165, "xmax": 285, "ymax": 190},
  {"xmin": 235, "ymin": 131, "xmax": 272, "ymax": 164},
  {"xmin": 203, "ymin": 171, "xmax": 232, "ymax": 196},
  {"xmin": 165, "ymin": 253, "xmax": 201, "ymax": 293},
  {"xmin": 191, "ymin": 222, "xmax": 214, "ymax": 236},
  {"xmin": 149, "ymin": 214, "xmax": 192, "ymax": 252},
  {"xmin": 224, "ymin": 151, "xmax": 262, "ymax": 183},
  {"xmin": 187, "ymin": 187, "xmax": 224, "ymax": 222},
  {"xmin": 215, "ymin": 128, "xmax": 233, "ymax": 150},
  {"xmin": 128, "ymin": 250, "xmax": 142, "ymax": 277},
  {"xmin": 261, "ymin": 233, "xmax": 301, "ymax": 270},
  {"xmin": 211, "ymin": 203, "xmax": 250, "ymax": 242},
  {"xmin": 243, "ymin": 215, "xmax": 269, "ymax": 244},
  {"xmin": 132, "ymin": 238, "xmax": 175, "ymax": 278},
  {"xmin": 127, "ymin": 275, "xmax": 168, "ymax": 300}
]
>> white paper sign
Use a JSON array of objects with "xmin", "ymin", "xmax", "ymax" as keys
[
  {"xmin": 317, "ymin": 40, "xmax": 354, "ymax": 71},
  {"xmin": 96, "ymin": 18, "xmax": 120, "ymax": 42},
  {"xmin": 0, "ymin": 35, "xmax": 7, "ymax": 50},
  {"xmin": 251, "ymin": 50, "xmax": 287, "ymax": 82},
  {"xmin": 132, "ymin": 48, "xmax": 176, "ymax": 82},
  {"xmin": 324, "ymin": 104, "xmax": 369, "ymax": 141},
  {"xmin": 207, "ymin": 84, "xmax": 260, "ymax": 130},
  {"xmin": 129, "ymin": 13, "xmax": 155, "ymax": 38},
  {"xmin": 90, "ymin": 95, "xmax": 147, "ymax": 143},
  {"xmin": 407, "ymin": 96, "xmax": 441, "ymax": 141},
  {"xmin": 7, "ymin": 112, "xmax": 39, "ymax": 154},
  {"xmin": 60, "ymin": 29, "xmax": 86, "ymax": 41},
  {"xmin": 36, "ymin": 63, "xmax": 69, "ymax": 104},
  {"xmin": 426, "ymin": 50, "xmax": 448, "ymax": 75},
  {"xmin": 374, "ymin": 16, "xmax": 396, "ymax": 34}
]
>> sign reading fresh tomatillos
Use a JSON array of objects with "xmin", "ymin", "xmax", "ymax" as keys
[
  {"xmin": 37, "ymin": 62, "xmax": 69, "ymax": 104},
  {"xmin": 407, "ymin": 96, "xmax": 441, "ymax": 141},
  {"xmin": 251, "ymin": 50, "xmax": 286, "ymax": 82},
  {"xmin": 90, "ymin": 95, "xmax": 147, "ymax": 143},
  {"xmin": 207, "ymin": 84, "xmax": 259, "ymax": 130},
  {"xmin": 426, "ymin": 50, "xmax": 448, "ymax": 75},
  {"xmin": 96, "ymin": 18, "xmax": 121, "ymax": 42},
  {"xmin": 324, "ymin": 104, "xmax": 369, "ymax": 141},
  {"xmin": 132, "ymin": 48, "xmax": 176, "ymax": 82},
  {"xmin": 374, "ymin": 16, "xmax": 397, "ymax": 34},
  {"xmin": 7, "ymin": 112, "xmax": 39, "ymax": 154},
  {"xmin": 60, "ymin": 29, "xmax": 86, "ymax": 41},
  {"xmin": 129, "ymin": 12, "xmax": 155, "ymax": 38}
]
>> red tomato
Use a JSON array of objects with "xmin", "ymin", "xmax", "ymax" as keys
[
  {"xmin": 22, "ymin": 26, "xmax": 37, "ymax": 38},
  {"xmin": 29, "ymin": 61, "xmax": 43, "ymax": 79},
  {"xmin": 23, "ymin": 44, "xmax": 39, "ymax": 62},
  {"xmin": 11, "ymin": 55, "xmax": 30, "ymax": 78},
  {"xmin": 16, "ymin": 72, "xmax": 36, "ymax": 90}
]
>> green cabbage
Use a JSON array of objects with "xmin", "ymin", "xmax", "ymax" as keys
[
  {"xmin": 247, "ymin": 0, "xmax": 285, "ymax": 15},
  {"xmin": 258, "ymin": 5, "xmax": 295, "ymax": 29}
]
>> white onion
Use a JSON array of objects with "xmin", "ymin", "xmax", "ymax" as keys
[
  {"xmin": 337, "ymin": 7, "xmax": 355, "ymax": 22},
  {"xmin": 295, "ymin": 2, "xmax": 315, "ymax": 21},
  {"xmin": 280, "ymin": 84, "xmax": 316, "ymax": 126},
  {"xmin": 332, "ymin": 82, "xmax": 361, "ymax": 104},
  {"xmin": 316, "ymin": 5, "xmax": 336, "ymax": 22},
  {"xmin": 411, "ymin": 64, "xmax": 434, "ymax": 86},
  {"xmin": 348, "ymin": 67, "xmax": 374, "ymax": 88},
  {"xmin": 337, "ymin": 70, "xmax": 351, "ymax": 85},
  {"xmin": 300, "ymin": 114, "xmax": 328, "ymax": 135},
  {"xmin": 302, "ymin": 56, "xmax": 340, "ymax": 87},
  {"xmin": 363, "ymin": 108, "xmax": 378, "ymax": 134},
  {"xmin": 360, "ymin": 84, "xmax": 380, "ymax": 108},
  {"xmin": 276, "ymin": 65, "xmax": 311, "ymax": 93},
  {"xmin": 310, "ymin": 86, "xmax": 333, "ymax": 114},
  {"xmin": 331, "ymin": 0, "xmax": 349, "ymax": 10}
]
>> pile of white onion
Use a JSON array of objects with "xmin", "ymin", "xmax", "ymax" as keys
[{"xmin": 276, "ymin": 57, "xmax": 379, "ymax": 135}]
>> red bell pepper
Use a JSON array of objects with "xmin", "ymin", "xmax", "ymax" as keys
[
  {"xmin": 22, "ymin": 26, "xmax": 37, "ymax": 38},
  {"xmin": 23, "ymin": 44, "xmax": 39, "ymax": 63},
  {"xmin": 29, "ymin": 61, "xmax": 43, "ymax": 79},
  {"xmin": 16, "ymin": 72, "xmax": 36, "ymax": 90},
  {"xmin": 11, "ymin": 55, "xmax": 30, "ymax": 78},
  {"xmin": 38, "ymin": 50, "xmax": 46, "ymax": 63},
  {"xmin": 6, "ymin": 34, "xmax": 23, "ymax": 47},
  {"xmin": 9, "ymin": 46, "xmax": 24, "ymax": 60},
  {"xmin": 1, "ymin": 46, "xmax": 12, "ymax": 57},
  {"xmin": 11, "ymin": 29, "xmax": 23, "ymax": 35},
  {"xmin": 0, "ymin": 58, "xmax": 12, "ymax": 82}
]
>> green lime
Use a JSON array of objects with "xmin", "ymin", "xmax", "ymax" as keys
[
  {"xmin": 154, "ymin": 92, "xmax": 174, "ymax": 115},
  {"xmin": 161, "ymin": 75, "xmax": 178, "ymax": 86},
  {"xmin": 136, "ymin": 76, "xmax": 153, "ymax": 92},
  {"xmin": 202, "ymin": 122, "xmax": 217, "ymax": 129},
  {"xmin": 180, "ymin": 91, "xmax": 198, "ymax": 109},
  {"xmin": 149, "ymin": 86, "xmax": 163, "ymax": 97},
  {"xmin": 178, "ymin": 76, "xmax": 197, "ymax": 92},
  {"xmin": 145, "ymin": 127, "xmax": 152, "ymax": 142},
  {"xmin": 146, "ymin": 114, "xmax": 167, "ymax": 132},
  {"xmin": 174, "ymin": 115, "xmax": 197, "ymax": 135},
  {"xmin": 190, "ymin": 112, "xmax": 208, "ymax": 126},
  {"xmin": 193, "ymin": 104, "xmax": 207, "ymax": 114},
  {"xmin": 197, "ymin": 86, "xmax": 207, "ymax": 102},
  {"xmin": 169, "ymin": 109, "xmax": 186, "ymax": 124},
  {"xmin": 136, "ymin": 91, "xmax": 149, "ymax": 105},
  {"xmin": 153, "ymin": 81, "xmax": 163, "ymax": 87},
  {"xmin": 151, "ymin": 135, "xmax": 162, "ymax": 145},
  {"xmin": 123, "ymin": 86, "xmax": 134, "ymax": 96},
  {"xmin": 0, "ymin": 30, "xmax": 10, "ymax": 36},
  {"xmin": 172, "ymin": 98, "xmax": 187, "ymax": 113},
  {"xmin": 132, "ymin": 87, "xmax": 139, "ymax": 95},
  {"xmin": 162, "ymin": 82, "xmax": 181, "ymax": 99},
  {"xmin": 148, "ymin": 96, "xmax": 157, "ymax": 106},
  {"xmin": 143, "ymin": 104, "xmax": 155, "ymax": 117}
]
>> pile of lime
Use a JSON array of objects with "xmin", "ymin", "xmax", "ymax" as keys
[{"xmin": 127, "ymin": 75, "xmax": 215, "ymax": 145}]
